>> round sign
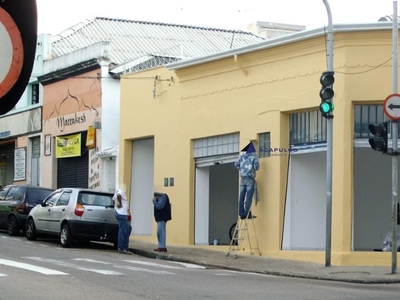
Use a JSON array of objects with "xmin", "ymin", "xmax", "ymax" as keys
[
  {"xmin": 0, "ymin": 7, "xmax": 24, "ymax": 98},
  {"xmin": 383, "ymin": 93, "xmax": 400, "ymax": 121}
]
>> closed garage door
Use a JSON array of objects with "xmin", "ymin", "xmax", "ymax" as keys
[{"xmin": 57, "ymin": 131, "xmax": 88, "ymax": 188}]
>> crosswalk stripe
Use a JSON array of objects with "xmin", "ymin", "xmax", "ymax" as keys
[
  {"xmin": 114, "ymin": 264, "xmax": 175, "ymax": 275},
  {"xmin": 25, "ymin": 257, "xmax": 123, "ymax": 275},
  {"xmin": 72, "ymin": 258, "xmax": 112, "ymax": 265},
  {"xmin": 0, "ymin": 258, "xmax": 68, "ymax": 275},
  {"xmin": 124, "ymin": 260, "xmax": 182, "ymax": 269},
  {"xmin": 0, "ymin": 273, "xmax": 7, "ymax": 277},
  {"xmin": 169, "ymin": 261, "xmax": 206, "ymax": 269}
]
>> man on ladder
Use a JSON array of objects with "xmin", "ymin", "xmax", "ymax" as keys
[
  {"xmin": 235, "ymin": 141, "xmax": 259, "ymax": 220},
  {"xmin": 227, "ymin": 141, "xmax": 261, "ymax": 258}
]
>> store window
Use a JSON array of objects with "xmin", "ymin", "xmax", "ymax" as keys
[
  {"xmin": 289, "ymin": 110, "xmax": 327, "ymax": 145},
  {"xmin": 31, "ymin": 83, "xmax": 39, "ymax": 105},
  {"xmin": 258, "ymin": 132, "xmax": 271, "ymax": 158}
]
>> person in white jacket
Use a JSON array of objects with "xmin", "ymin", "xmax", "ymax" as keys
[{"xmin": 113, "ymin": 187, "xmax": 131, "ymax": 254}]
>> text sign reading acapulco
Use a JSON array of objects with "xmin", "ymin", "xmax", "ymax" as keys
[{"xmin": 384, "ymin": 93, "xmax": 400, "ymax": 121}]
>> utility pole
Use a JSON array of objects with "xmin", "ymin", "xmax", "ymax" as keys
[
  {"xmin": 322, "ymin": 0, "xmax": 334, "ymax": 268},
  {"xmin": 391, "ymin": 1, "xmax": 398, "ymax": 274}
]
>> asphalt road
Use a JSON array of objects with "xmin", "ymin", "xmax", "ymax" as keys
[{"xmin": 1, "ymin": 231, "xmax": 400, "ymax": 300}]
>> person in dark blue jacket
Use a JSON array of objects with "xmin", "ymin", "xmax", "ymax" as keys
[{"xmin": 152, "ymin": 193, "xmax": 171, "ymax": 252}]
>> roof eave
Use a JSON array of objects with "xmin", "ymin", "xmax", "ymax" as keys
[{"xmin": 166, "ymin": 22, "xmax": 394, "ymax": 70}]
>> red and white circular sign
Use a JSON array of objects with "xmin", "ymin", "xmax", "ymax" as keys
[
  {"xmin": 384, "ymin": 93, "xmax": 400, "ymax": 121},
  {"xmin": 0, "ymin": 7, "xmax": 24, "ymax": 98}
]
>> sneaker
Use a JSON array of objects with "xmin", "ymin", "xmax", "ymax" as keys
[
  {"xmin": 153, "ymin": 248, "xmax": 168, "ymax": 252},
  {"xmin": 118, "ymin": 249, "xmax": 132, "ymax": 255}
]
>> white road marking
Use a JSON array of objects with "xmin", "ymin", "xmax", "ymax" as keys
[
  {"xmin": 168, "ymin": 261, "xmax": 206, "ymax": 269},
  {"xmin": 72, "ymin": 258, "xmax": 112, "ymax": 265},
  {"xmin": 0, "ymin": 236, "xmax": 20, "ymax": 242},
  {"xmin": 24, "ymin": 257, "xmax": 123, "ymax": 275},
  {"xmin": 124, "ymin": 259, "xmax": 206, "ymax": 270},
  {"xmin": 0, "ymin": 273, "xmax": 8, "ymax": 277},
  {"xmin": 0, "ymin": 258, "xmax": 68, "ymax": 275},
  {"xmin": 114, "ymin": 264, "xmax": 175, "ymax": 275},
  {"xmin": 124, "ymin": 260, "xmax": 182, "ymax": 269}
]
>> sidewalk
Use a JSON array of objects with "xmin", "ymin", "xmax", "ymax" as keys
[{"xmin": 128, "ymin": 238, "xmax": 400, "ymax": 284}]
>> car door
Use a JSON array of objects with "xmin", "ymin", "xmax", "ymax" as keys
[
  {"xmin": 48, "ymin": 191, "xmax": 71, "ymax": 233},
  {"xmin": 33, "ymin": 191, "xmax": 62, "ymax": 232},
  {"xmin": 0, "ymin": 186, "xmax": 11, "ymax": 227}
]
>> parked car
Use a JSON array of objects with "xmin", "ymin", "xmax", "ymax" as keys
[
  {"xmin": 25, "ymin": 188, "xmax": 120, "ymax": 248},
  {"xmin": 0, "ymin": 185, "xmax": 54, "ymax": 236}
]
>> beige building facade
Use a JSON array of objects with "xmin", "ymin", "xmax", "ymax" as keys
[{"xmin": 119, "ymin": 23, "xmax": 400, "ymax": 266}]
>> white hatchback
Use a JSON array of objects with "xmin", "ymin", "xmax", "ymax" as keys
[{"xmin": 26, "ymin": 188, "xmax": 120, "ymax": 248}]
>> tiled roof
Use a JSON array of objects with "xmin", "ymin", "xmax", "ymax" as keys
[{"xmin": 50, "ymin": 17, "xmax": 265, "ymax": 69}]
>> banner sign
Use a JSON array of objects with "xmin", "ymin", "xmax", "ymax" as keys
[
  {"xmin": 56, "ymin": 133, "xmax": 81, "ymax": 158},
  {"xmin": 86, "ymin": 126, "xmax": 96, "ymax": 149}
]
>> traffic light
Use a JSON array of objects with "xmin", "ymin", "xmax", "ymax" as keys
[
  {"xmin": 319, "ymin": 71, "xmax": 335, "ymax": 118},
  {"xmin": 368, "ymin": 122, "xmax": 388, "ymax": 153}
]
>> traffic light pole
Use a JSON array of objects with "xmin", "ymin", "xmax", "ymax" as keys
[
  {"xmin": 322, "ymin": 0, "xmax": 333, "ymax": 267},
  {"xmin": 391, "ymin": 1, "xmax": 398, "ymax": 274}
]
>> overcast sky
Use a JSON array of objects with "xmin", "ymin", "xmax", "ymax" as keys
[{"xmin": 36, "ymin": 0, "xmax": 399, "ymax": 35}]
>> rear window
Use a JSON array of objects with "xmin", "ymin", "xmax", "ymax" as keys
[
  {"xmin": 26, "ymin": 188, "xmax": 54, "ymax": 205},
  {"xmin": 6, "ymin": 186, "xmax": 25, "ymax": 201},
  {"xmin": 78, "ymin": 192, "xmax": 114, "ymax": 206}
]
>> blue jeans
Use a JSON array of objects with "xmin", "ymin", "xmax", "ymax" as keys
[
  {"xmin": 115, "ymin": 212, "xmax": 130, "ymax": 250},
  {"xmin": 238, "ymin": 177, "xmax": 255, "ymax": 218},
  {"xmin": 157, "ymin": 221, "xmax": 167, "ymax": 248}
]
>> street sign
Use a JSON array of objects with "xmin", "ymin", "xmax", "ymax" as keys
[
  {"xmin": 383, "ymin": 93, "xmax": 400, "ymax": 120},
  {"xmin": 0, "ymin": 0, "xmax": 37, "ymax": 116},
  {"xmin": 0, "ymin": 7, "xmax": 23, "ymax": 99}
]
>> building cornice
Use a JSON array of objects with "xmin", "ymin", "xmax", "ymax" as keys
[
  {"xmin": 38, "ymin": 58, "xmax": 100, "ymax": 85},
  {"xmin": 166, "ymin": 22, "xmax": 394, "ymax": 70}
]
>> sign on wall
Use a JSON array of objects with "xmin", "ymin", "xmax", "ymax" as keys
[
  {"xmin": 86, "ymin": 126, "xmax": 96, "ymax": 149},
  {"xmin": 44, "ymin": 134, "xmax": 51, "ymax": 156},
  {"xmin": 56, "ymin": 133, "xmax": 81, "ymax": 158},
  {"xmin": 14, "ymin": 147, "xmax": 26, "ymax": 181}
]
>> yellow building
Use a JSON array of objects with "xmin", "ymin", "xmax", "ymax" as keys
[{"xmin": 119, "ymin": 23, "xmax": 400, "ymax": 266}]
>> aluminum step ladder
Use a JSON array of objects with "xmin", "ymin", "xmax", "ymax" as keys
[{"xmin": 226, "ymin": 210, "xmax": 261, "ymax": 258}]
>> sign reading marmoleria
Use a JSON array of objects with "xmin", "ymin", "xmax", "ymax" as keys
[{"xmin": 56, "ymin": 133, "xmax": 81, "ymax": 158}]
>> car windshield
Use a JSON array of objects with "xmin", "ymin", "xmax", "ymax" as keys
[
  {"xmin": 26, "ymin": 189, "xmax": 54, "ymax": 205},
  {"xmin": 78, "ymin": 192, "xmax": 113, "ymax": 206}
]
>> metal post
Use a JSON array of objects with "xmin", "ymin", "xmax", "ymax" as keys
[
  {"xmin": 322, "ymin": 0, "xmax": 334, "ymax": 267},
  {"xmin": 391, "ymin": 1, "xmax": 398, "ymax": 274}
]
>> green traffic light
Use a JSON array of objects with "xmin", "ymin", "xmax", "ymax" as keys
[{"xmin": 320, "ymin": 102, "xmax": 334, "ymax": 114}]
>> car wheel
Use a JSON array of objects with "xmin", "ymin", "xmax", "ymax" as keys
[
  {"xmin": 60, "ymin": 224, "xmax": 73, "ymax": 248},
  {"xmin": 25, "ymin": 219, "xmax": 37, "ymax": 241},
  {"xmin": 7, "ymin": 216, "xmax": 19, "ymax": 236}
]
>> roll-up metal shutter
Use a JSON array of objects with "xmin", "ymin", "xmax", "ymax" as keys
[
  {"xmin": 0, "ymin": 143, "xmax": 15, "ymax": 158},
  {"xmin": 57, "ymin": 131, "xmax": 88, "ymax": 189},
  {"xmin": 194, "ymin": 133, "xmax": 240, "ymax": 167}
]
